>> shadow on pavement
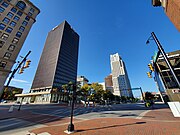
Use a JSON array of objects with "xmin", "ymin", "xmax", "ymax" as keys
[{"xmin": 76, "ymin": 121, "xmax": 146, "ymax": 133}]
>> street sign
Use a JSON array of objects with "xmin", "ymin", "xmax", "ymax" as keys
[{"xmin": 153, "ymin": 50, "xmax": 160, "ymax": 63}]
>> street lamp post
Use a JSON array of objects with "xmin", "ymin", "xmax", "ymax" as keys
[
  {"xmin": 67, "ymin": 84, "xmax": 76, "ymax": 133},
  {"xmin": 147, "ymin": 32, "xmax": 180, "ymax": 88}
]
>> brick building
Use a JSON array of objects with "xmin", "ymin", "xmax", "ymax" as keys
[{"xmin": 153, "ymin": 0, "xmax": 180, "ymax": 31}]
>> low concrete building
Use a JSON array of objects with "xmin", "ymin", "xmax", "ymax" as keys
[{"xmin": 77, "ymin": 76, "xmax": 89, "ymax": 87}]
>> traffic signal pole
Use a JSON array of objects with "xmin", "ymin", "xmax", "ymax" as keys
[
  {"xmin": 0, "ymin": 51, "xmax": 31, "ymax": 101},
  {"xmin": 151, "ymin": 32, "xmax": 180, "ymax": 88}
]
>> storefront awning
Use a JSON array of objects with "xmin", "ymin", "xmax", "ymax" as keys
[{"xmin": 15, "ymin": 91, "xmax": 51, "ymax": 97}]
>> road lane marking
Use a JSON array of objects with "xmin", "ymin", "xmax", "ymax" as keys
[{"xmin": 136, "ymin": 110, "xmax": 151, "ymax": 119}]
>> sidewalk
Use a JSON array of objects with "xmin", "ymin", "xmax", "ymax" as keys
[{"xmin": 29, "ymin": 108, "xmax": 180, "ymax": 135}]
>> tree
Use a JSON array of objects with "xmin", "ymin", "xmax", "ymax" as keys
[
  {"xmin": 81, "ymin": 84, "xmax": 91, "ymax": 102},
  {"xmin": 114, "ymin": 95, "xmax": 121, "ymax": 103},
  {"xmin": 121, "ymin": 96, "xmax": 127, "ymax": 102},
  {"xmin": 145, "ymin": 92, "xmax": 154, "ymax": 101},
  {"xmin": 103, "ymin": 90, "xmax": 114, "ymax": 101},
  {"xmin": 91, "ymin": 83, "xmax": 104, "ymax": 103},
  {"xmin": 62, "ymin": 84, "xmax": 68, "ymax": 92}
]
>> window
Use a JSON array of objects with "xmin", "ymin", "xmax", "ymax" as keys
[
  {"xmin": 28, "ymin": 12, "xmax": 32, "ymax": 16},
  {"xmin": 5, "ymin": 27, "xmax": 13, "ymax": 33},
  {"xmin": 11, "ymin": 7, "xmax": 17, "ymax": 13},
  {"xmin": 0, "ymin": 61, "xmax": 7, "ymax": 68},
  {"xmin": 30, "ymin": 8, "xmax": 34, "ymax": 13},
  {"xmin": 22, "ymin": 21, "xmax": 28, "ymax": 26},
  {"xmin": 8, "ymin": 45, "xmax": 15, "ymax": 52},
  {"xmin": 19, "ymin": 26, "xmax": 25, "ymax": 32},
  {"xmin": 2, "ymin": 2, "xmax": 9, "ymax": 8},
  {"xmin": 0, "ymin": 6, "xmax": 5, "ymax": 13},
  {"xmin": 0, "ymin": 23, "xmax": 6, "ymax": 30},
  {"xmin": 3, "ymin": 17, "xmax": 10, "ymax": 24},
  {"xmin": 9, "ymin": 21, "xmax": 16, "ymax": 27},
  {"xmin": 16, "ymin": 1, "xmax": 26, "ymax": 10},
  {"xmin": 16, "ymin": 32, "xmax": 22, "ymax": 38},
  {"xmin": 0, "ymin": 40, "xmax": 5, "ymax": 48},
  {"xmin": 12, "ymin": 38, "xmax": 19, "ymax": 44},
  {"xmin": 17, "ymin": 11, "xmax": 23, "ymax": 16},
  {"xmin": 13, "ymin": 16, "xmax": 19, "ymax": 21},
  {"xmin": 1, "ymin": 33, "xmax": 9, "ymax": 40},
  {"xmin": 25, "ymin": 16, "xmax": 30, "ymax": 21},
  {"xmin": 7, "ymin": 12, "xmax": 14, "ymax": 18},
  {"xmin": 3, "ymin": 52, "xmax": 11, "ymax": 59}
]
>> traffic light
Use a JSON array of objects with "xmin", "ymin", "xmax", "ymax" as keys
[
  {"xmin": 19, "ymin": 67, "xmax": 24, "ymax": 74},
  {"xmin": 148, "ymin": 63, "xmax": 154, "ymax": 72},
  {"xmin": 24, "ymin": 60, "xmax": 31, "ymax": 68},
  {"xmin": 152, "ymin": 0, "xmax": 161, "ymax": 7},
  {"xmin": 147, "ymin": 72, "xmax": 152, "ymax": 78}
]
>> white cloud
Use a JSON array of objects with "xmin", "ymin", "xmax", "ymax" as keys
[{"xmin": 11, "ymin": 78, "xmax": 30, "ymax": 84}]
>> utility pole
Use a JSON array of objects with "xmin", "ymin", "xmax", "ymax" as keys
[{"xmin": 0, "ymin": 51, "xmax": 31, "ymax": 101}]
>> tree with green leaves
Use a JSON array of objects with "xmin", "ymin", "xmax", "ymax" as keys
[
  {"xmin": 145, "ymin": 92, "xmax": 154, "ymax": 100},
  {"xmin": 80, "ymin": 84, "xmax": 91, "ymax": 105},
  {"xmin": 144, "ymin": 91, "xmax": 155, "ymax": 107},
  {"xmin": 91, "ymin": 83, "xmax": 104, "ymax": 103}
]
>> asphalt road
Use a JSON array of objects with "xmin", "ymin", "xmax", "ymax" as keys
[{"xmin": 0, "ymin": 103, "xmax": 168, "ymax": 135}]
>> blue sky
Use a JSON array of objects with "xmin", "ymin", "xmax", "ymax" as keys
[{"xmin": 9, "ymin": 1, "xmax": 180, "ymax": 96}]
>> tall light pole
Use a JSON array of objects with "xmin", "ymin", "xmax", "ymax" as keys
[
  {"xmin": 66, "ymin": 84, "xmax": 76, "ymax": 133},
  {"xmin": 146, "ymin": 32, "xmax": 180, "ymax": 88}
]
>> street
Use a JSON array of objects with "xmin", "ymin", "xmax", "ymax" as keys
[{"xmin": 0, "ymin": 103, "xmax": 169, "ymax": 135}]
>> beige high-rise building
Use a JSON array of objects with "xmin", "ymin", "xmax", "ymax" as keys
[
  {"xmin": 110, "ymin": 53, "xmax": 133, "ymax": 97},
  {"xmin": 0, "ymin": 0, "xmax": 40, "ymax": 97}
]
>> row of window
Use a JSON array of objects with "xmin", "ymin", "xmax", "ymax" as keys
[
  {"xmin": 0, "ymin": 22, "xmax": 25, "ymax": 31},
  {"xmin": 5, "ymin": 11, "xmax": 30, "ymax": 22},
  {"xmin": 0, "ymin": 11, "xmax": 28, "ymax": 27},
  {"xmin": 0, "ymin": 1, "xmax": 35, "ymax": 16},
  {"xmin": 0, "ymin": 40, "xmax": 16, "ymax": 51},
  {"xmin": 0, "ymin": 24, "xmax": 23, "ymax": 37},
  {"xmin": 0, "ymin": 33, "xmax": 19, "ymax": 68}
]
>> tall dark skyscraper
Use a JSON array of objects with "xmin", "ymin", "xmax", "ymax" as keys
[
  {"xmin": 16, "ymin": 21, "xmax": 79, "ymax": 103},
  {"xmin": 31, "ymin": 20, "xmax": 79, "ymax": 91}
]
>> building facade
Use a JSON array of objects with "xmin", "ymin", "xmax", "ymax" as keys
[
  {"xmin": 105, "ymin": 74, "xmax": 113, "ymax": 92},
  {"xmin": 0, "ymin": 0, "xmax": 40, "ymax": 97},
  {"xmin": 154, "ymin": 50, "xmax": 180, "ymax": 101},
  {"xmin": 16, "ymin": 21, "xmax": 79, "ymax": 103},
  {"xmin": 153, "ymin": 0, "xmax": 180, "ymax": 32},
  {"xmin": 77, "ymin": 76, "xmax": 89, "ymax": 87},
  {"xmin": 99, "ymin": 82, "xmax": 106, "ymax": 90},
  {"xmin": 110, "ymin": 53, "xmax": 133, "ymax": 97}
]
